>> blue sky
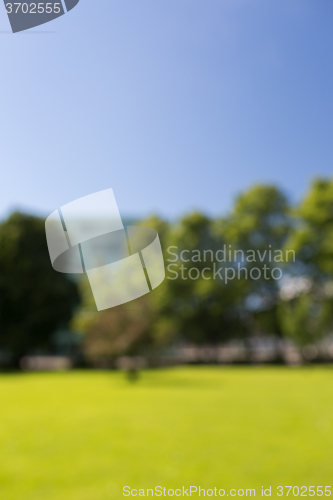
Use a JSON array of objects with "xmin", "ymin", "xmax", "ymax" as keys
[{"xmin": 0, "ymin": 0, "xmax": 332, "ymax": 220}]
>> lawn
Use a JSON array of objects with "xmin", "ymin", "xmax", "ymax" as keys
[{"xmin": 0, "ymin": 367, "xmax": 333, "ymax": 500}]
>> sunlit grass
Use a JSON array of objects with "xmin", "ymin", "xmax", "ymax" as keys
[{"xmin": 0, "ymin": 367, "xmax": 333, "ymax": 500}]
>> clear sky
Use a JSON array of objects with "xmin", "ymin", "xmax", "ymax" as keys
[{"xmin": 0, "ymin": 0, "xmax": 332, "ymax": 220}]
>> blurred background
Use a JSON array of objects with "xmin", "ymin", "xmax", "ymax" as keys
[{"xmin": 0, "ymin": 0, "xmax": 333, "ymax": 498}]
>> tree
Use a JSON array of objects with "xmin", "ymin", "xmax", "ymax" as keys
[
  {"xmin": 278, "ymin": 178, "xmax": 333, "ymax": 352},
  {"xmin": 0, "ymin": 212, "xmax": 79, "ymax": 365},
  {"xmin": 74, "ymin": 286, "xmax": 155, "ymax": 368},
  {"xmin": 214, "ymin": 185, "xmax": 292, "ymax": 337},
  {"xmin": 287, "ymin": 178, "xmax": 333, "ymax": 275},
  {"xmin": 72, "ymin": 216, "xmax": 173, "ymax": 367},
  {"xmin": 278, "ymin": 282, "xmax": 333, "ymax": 356},
  {"xmin": 159, "ymin": 211, "xmax": 246, "ymax": 345}
]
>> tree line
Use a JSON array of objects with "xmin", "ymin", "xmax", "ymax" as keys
[{"xmin": 0, "ymin": 178, "xmax": 332, "ymax": 367}]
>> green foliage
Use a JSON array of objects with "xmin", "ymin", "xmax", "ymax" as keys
[
  {"xmin": 214, "ymin": 185, "xmax": 292, "ymax": 336},
  {"xmin": 0, "ymin": 212, "xmax": 79, "ymax": 360},
  {"xmin": 287, "ymin": 178, "xmax": 333, "ymax": 274},
  {"xmin": 218, "ymin": 184, "xmax": 291, "ymax": 252},
  {"xmin": 278, "ymin": 292, "xmax": 333, "ymax": 348},
  {"xmin": 74, "ymin": 290, "xmax": 157, "ymax": 367},
  {"xmin": 279, "ymin": 178, "xmax": 333, "ymax": 348},
  {"xmin": 1, "ymin": 180, "xmax": 333, "ymax": 363},
  {"xmin": 72, "ymin": 216, "xmax": 175, "ymax": 364},
  {"xmin": 69, "ymin": 179, "xmax": 333, "ymax": 358},
  {"xmin": 160, "ymin": 212, "xmax": 246, "ymax": 344}
]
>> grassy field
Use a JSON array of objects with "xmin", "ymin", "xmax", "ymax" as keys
[{"xmin": 0, "ymin": 367, "xmax": 333, "ymax": 500}]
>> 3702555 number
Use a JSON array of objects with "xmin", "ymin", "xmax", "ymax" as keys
[
  {"xmin": 277, "ymin": 487, "xmax": 331, "ymax": 496},
  {"xmin": 5, "ymin": 3, "xmax": 61, "ymax": 14}
]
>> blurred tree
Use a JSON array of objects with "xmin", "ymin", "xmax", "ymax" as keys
[
  {"xmin": 220, "ymin": 185, "xmax": 290, "ymax": 250},
  {"xmin": 159, "ymin": 212, "xmax": 246, "ymax": 345},
  {"xmin": 287, "ymin": 178, "xmax": 333, "ymax": 275},
  {"xmin": 73, "ymin": 181, "xmax": 333, "ymax": 365},
  {"xmin": 278, "ymin": 178, "xmax": 333, "ymax": 351},
  {"xmin": 278, "ymin": 288, "xmax": 333, "ymax": 353},
  {"xmin": 214, "ymin": 185, "xmax": 292, "ymax": 337},
  {"xmin": 0, "ymin": 212, "xmax": 79, "ymax": 365},
  {"xmin": 73, "ymin": 216, "xmax": 173, "ymax": 366},
  {"xmin": 74, "ymin": 279, "xmax": 155, "ymax": 368}
]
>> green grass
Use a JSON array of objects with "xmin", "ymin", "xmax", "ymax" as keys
[{"xmin": 0, "ymin": 367, "xmax": 333, "ymax": 500}]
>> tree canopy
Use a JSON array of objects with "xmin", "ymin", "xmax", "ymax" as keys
[{"xmin": 0, "ymin": 212, "xmax": 79, "ymax": 362}]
